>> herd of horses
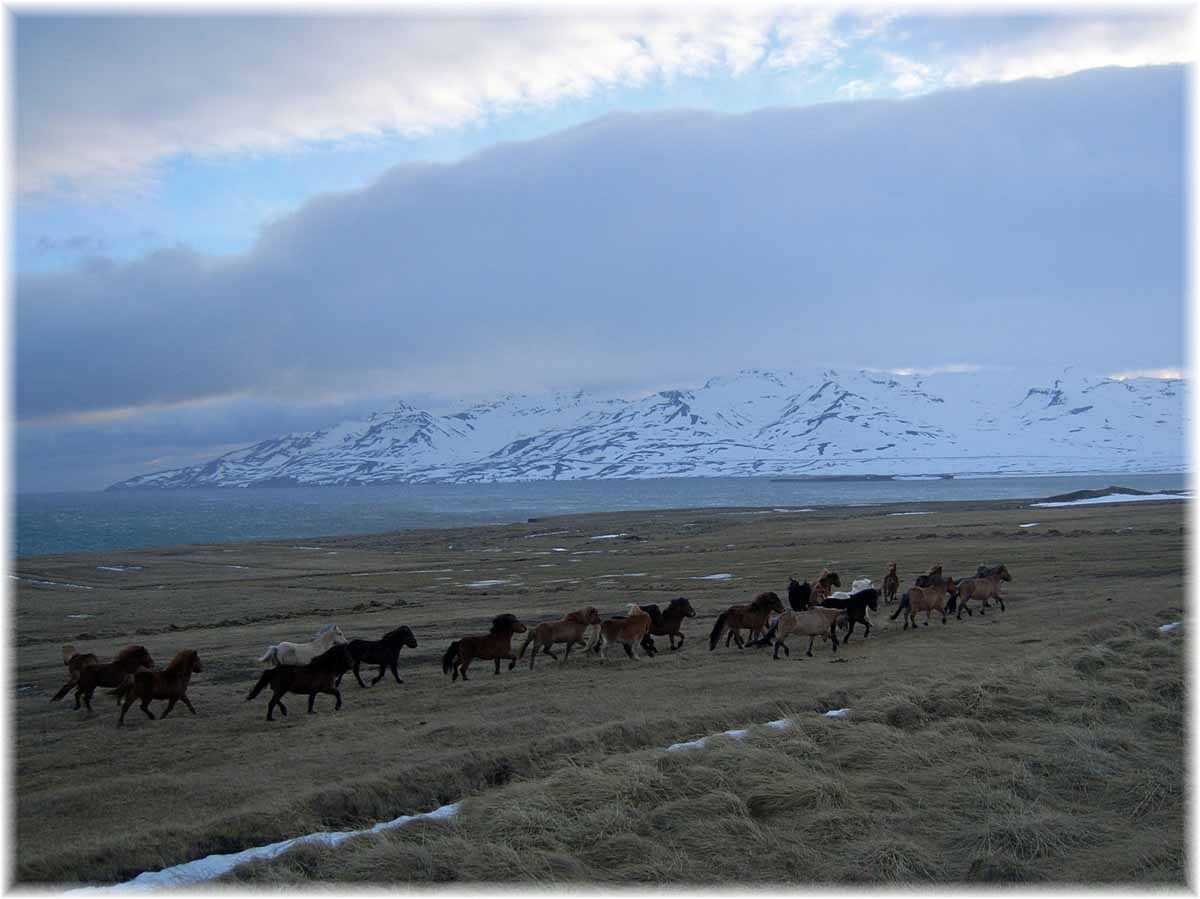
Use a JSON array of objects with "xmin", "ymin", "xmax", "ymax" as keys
[{"xmin": 49, "ymin": 562, "xmax": 1011, "ymax": 725}]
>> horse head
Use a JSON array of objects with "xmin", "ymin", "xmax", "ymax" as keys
[
  {"xmin": 671, "ymin": 597, "xmax": 697, "ymax": 617},
  {"xmin": 491, "ymin": 613, "xmax": 526, "ymax": 635},
  {"xmin": 582, "ymin": 607, "xmax": 602, "ymax": 625},
  {"xmin": 996, "ymin": 565, "xmax": 1012, "ymax": 582},
  {"xmin": 117, "ymin": 645, "xmax": 155, "ymax": 670}
]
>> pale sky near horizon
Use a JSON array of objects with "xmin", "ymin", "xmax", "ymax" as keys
[{"xmin": 10, "ymin": 5, "xmax": 1192, "ymax": 490}]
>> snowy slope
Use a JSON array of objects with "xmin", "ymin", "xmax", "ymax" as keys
[{"xmin": 110, "ymin": 369, "xmax": 1187, "ymax": 488}]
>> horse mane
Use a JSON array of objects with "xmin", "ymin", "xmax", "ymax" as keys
[
  {"xmin": 114, "ymin": 644, "xmax": 147, "ymax": 663},
  {"xmin": 382, "ymin": 625, "xmax": 412, "ymax": 642},
  {"xmin": 667, "ymin": 596, "xmax": 692, "ymax": 611},
  {"xmin": 164, "ymin": 649, "xmax": 198, "ymax": 671},
  {"xmin": 752, "ymin": 591, "xmax": 781, "ymax": 613},
  {"xmin": 61, "ymin": 643, "xmax": 79, "ymax": 664},
  {"xmin": 640, "ymin": 604, "xmax": 666, "ymax": 627},
  {"xmin": 490, "ymin": 613, "xmax": 520, "ymax": 634},
  {"xmin": 313, "ymin": 623, "xmax": 339, "ymax": 638}
]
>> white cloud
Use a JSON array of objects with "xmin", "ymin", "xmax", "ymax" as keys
[{"xmin": 1107, "ymin": 368, "xmax": 1187, "ymax": 381}]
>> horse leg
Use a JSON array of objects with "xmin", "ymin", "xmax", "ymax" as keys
[
  {"xmin": 998, "ymin": 595, "xmax": 1006, "ymax": 612},
  {"xmin": 544, "ymin": 646, "xmax": 560, "ymax": 661},
  {"xmin": 308, "ymin": 692, "xmax": 317, "ymax": 713},
  {"xmin": 831, "ymin": 624, "xmax": 840, "ymax": 652},
  {"xmin": 806, "ymin": 635, "xmax": 816, "ymax": 658},
  {"xmin": 844, "ymin": 620, "xmax": 854, "ymax": 643},
  {"xmin": 371, "ymin": 664, "xmax": 386, "ymax": 685},
  {"xmin": 494, "ymin": 658, "xmax": 501, "ymax": 675},
  {"xmin": 924, "ymin": 610, "xmax": 930, "ymax": 627},
  {"xmin": 181, "ymin": 695, "xmax": 197, "ymax": 714},
  {"xmin": 117, "ymin": 694, "xmax": 136, "ymax": 727},
  {"xmin": 390, "ymin": 661, "xmax": 403, "ymax": 684},
  {"xmin": 160, "ymin": 697, "xmax": 178, "ymax": 719},
  {"xmin": 266, "ymin": 694, "xmax": 280, "ymax": 721},
  {"xmin": 83, "ymin": 689, "xmax": 95, "ymax": 715},
  {"xmin": 352, "ymin": 662, "xmax": 369, "ymax": 688},
  {"xmin": 332, "ymin": 687, "xmax": 342, "ymax": 710},
  {"xmin": 623, "ymin": 642, "xmax": 636, "ymax": 660},
  {"xmin": 863, "ymin": 616, "xmax": 871, "ymax": 639},
  {"xmin": 561, "ymin": 643, "xmax": 572, "ymax": 664},
  {"xmin": 507, "ymin": 654, "xmax": 517, "ymax": 671},
  {"xmin": 725, "ymin": 629, "xmax": 735, "ymax": 648}
]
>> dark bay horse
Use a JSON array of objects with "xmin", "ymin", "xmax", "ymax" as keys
[
  {"xmin": 817, "ymin": 587, "xmax": 879, "ymax": 641},
  {"xmin": 51, "ymin": 644, "xmax": 100, "ymax": 702},
  {"xmin": 338, "ymin": 625, "xmax": 419, "ymax": 687},
  {"xmin": 114, "ymin": 649, "xmax": 203, "ymax": 727},
  {"xmin": 52, "ymin": 645, "xmax": 154, "ymax": 712},
  {"xmin": 519, "ymin": 607, "xmax": 601, "ymax": 669},
  {"xmin": 442, "ymin": 613, "xmax": 527, "ymax": 682},
  {"xmin": 247, "ymin": 644, "xmax": 355, "ymax": 721},
  {"xmin": 642, "ymin": 597, "xmax": 698, "ymax": 651},
  {"xmin": 787, "ymin": 579, "xmax": 812, "ymax": 611},
  {"xmin": 882, "ymin": 563, "xmax": 900, "ymax": 605},
  {"xmin": 709, "ymin": 592, "xmax": 784, "ymax": 650}
]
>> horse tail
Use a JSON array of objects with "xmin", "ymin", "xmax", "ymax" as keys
[
  {"xmin": 517, "ymin": 631, "xmax": 535, "ymax": 659},
  {"xmin": 258, "ymin": 646, "xmax": 278, "ymax": 666},
  {"xmin": 749, "ymin": 621, "xmax": 779, "ymax": 648},
  {"xmin": 246, "ymin": 670, "xmax": 273, "ymax": 701},
  {"xmin": 709, "ymin": 612, "xmax": 731, "ymax": 651},
  {"xmin": 441, "ymin": 641, "xmax": 461, "ymax": 676},
  {"xmin": 889, "ymin": 593, "xmax": 909, "ymax": 620}
]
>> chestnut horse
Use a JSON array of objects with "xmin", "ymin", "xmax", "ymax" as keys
[
  {"xmin": 442, "ymin": 613, "xmax": 527, "ymax": 682},
  {"xmin": 882, "ymin": 563, "xmax": 900, "ymax": 605},
  {"xmin": 114, "ymin": 649, "xmax": 203, "ymax": 727},
  {"xmin": 709, "ymin": 591, "xmax": 784, "ymax": 650},
  {"xmin": 51, "ymin": 645, "xmax": 154, "ymax": 712},
  {"xmin": 890, "ymin": 577, "xmax": 957, "ymax": 629},
  {"xmin": 750, "ymin": 607, "xmax": 844, "ymax": 658},
  {"xmin": 956, "ymin": 566, "xmax": 1011, "ymax": 618},
  {"xmin": 594, "ymin": 604, "xmax": 653, "ymax": 661},
  {"xmin": 338, "ymin": 625, "xmax": 419, "ymax": 687},
  {"xmin": 518, "ymin": 607, "xmax": 601, "ymax": 669},
  {"xmin": 247, "ymin": 644, "xmax": 355, "ymax": 721},
  {"xmin": 811, "ymin": 570, "xmax": 842, "ymax": 605},
  {"xmin": 50, "ymin": 644, "xmax": 100, "ymax": 702}
]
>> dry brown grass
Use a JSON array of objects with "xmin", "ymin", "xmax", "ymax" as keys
[{"xmin": 12, "ymin": 497, "xmax": 1185, "ymax": 885}]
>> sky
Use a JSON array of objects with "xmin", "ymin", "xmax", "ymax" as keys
[{"xmin": 10, "ymin": 5, "xmax": 1193, "ymax": 491}]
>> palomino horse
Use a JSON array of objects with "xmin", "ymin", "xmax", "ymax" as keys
[
  {"xmin": 956, "ymin": 566, "xmax": 1010, "ymax": 618},
  {"xmin": 593, "ymin": 604, "xmax": 653, "ymax": 661},
  {"xmin": 339, "ymin": 625, "xmax": 419, "ymax": 687},
  {"xmin": 442, "ymin": 614, "xmax": 527, "ymax": 682},
  {"xmin": 750, "ymin": 607, "xmax": 844, "ymax": 659},
  {"xmin": 247, "ymin": 644, "xmax": 355, "ymax": 721},
  {"xmin": 811, "ymin": 570, "xmax": 842, "ymax": 605},
  {"xmin": 890, "ymin": 577, "xmax": 957, "ymax": 629},
  {"xmin": 519, "ymin": 607, "xmax": 601, "ymax": 669},
  {"xmin": 258, "ymin": 624, "xmax": 346, "ymax": 667},
  {"xmin": 818, "ymin": 587, "xmax": 879, "ymax": 641},
  {"xmin": 709, "ymin": 591, "xmax": 784, "ymax": 650},
  {"xmin": 52, "ymin": 645, "xmax": 154, "ymax": 712},
  {"xmin": 114, "ymin": 649, "xmax": 203, "ymax": 727},
  {"xmin": 787, "ymin": 579, "xmax": 812, "ymax": 611},
  {"xmin": 882, "ymin": 563, "xmax": 900, "ymax": 605}
]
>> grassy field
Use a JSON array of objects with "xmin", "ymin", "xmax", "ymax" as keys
[{"xmin": 11, "ymin": 497, "xmax": 1186, "ymax": 885}]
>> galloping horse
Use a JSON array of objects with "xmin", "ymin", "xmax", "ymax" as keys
[
  {"xmin": 641, "ymin": 597, "xmax": 698, "ymax": 651},
  {"xmin": 882, "ymin": 563, "xmax": 900, "ymax": 605},
  {"xmin": 593, "ymin": 605, "xmax": 653, "ymax": 661},
  {"xmin": 818, "ymin": 587, "xmax": 879, "ymax": 641},
  {"xmin": 258, "ymin": 624, "xmax": 346, "ymax": 667},
  {"xmin": 339, "ymin": 625, "xmax": 419, "ymax": 687},
  {"xmin": 442, "ymin": 614, "xmax": 527, "ymax": 682},
  {"xmin": 890, "ymin": 577, "xmax": 957, "ymax": 629},
  {"xmin": 519, "ymin": 607, "xmax": 601, "ymax": 669},
  {"xmin": 787, "ymin": 579, "xmax": 812, "ymax": 611},
  {"xmin": 247, "ymin": 644, "xmax": 355, "ymax": 721},
  {"xmin": 114, "ymin": 649, "xmax": 203, "ymax": 727},
  {"xmin": 956, "ymin": 566, "xmax": 1011, "ymax": 618},
  {"xmin": 51, "ymin": 644, "xmax": 100, "ymax": 702},
  {"xmin": 52, "ymin": 645, "xmax": 154, "ymax": 713},
  {"xmin": 811, "ymin": 570, "xmax": 842, "ymax": 605},
  {"xmin": 709, "ymin": 591, "xmax": 784, "ymax": 650},
  {"xmin": 750, "ymin": 607, "xmax": 844, "ymax": 659}
]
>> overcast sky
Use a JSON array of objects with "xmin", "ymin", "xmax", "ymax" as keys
[{"xmin": 12, "ymin": 8, "xmax": 1190, "ymax": 491}]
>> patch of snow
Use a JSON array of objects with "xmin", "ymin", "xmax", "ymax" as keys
[
  {"xmin": 96, "ymin": 565, "xmax": 143, "ymax": 572},
  {"xmin": 9, "ymin": 575, "xmax": 93, "ymax": 590},
  {"xmin": 691, "ymin": 573, "xmax": 734, "ymax": 580},
  {"xmin": 1159, "ymin": 621, "xmax": 1182, "ymax": 634},
  {"xmin": 1019, "ymin": 522, "xmax": 1039, "ymax": 528},
  {"xmin": 823, "ymin": 708, "xmax": 851, "ymax": 718},
  {"xmin": 461, "ymin": 579, "xmax": 511, "ymax": 588},
  {"xmin": 590, "ymin": 533, "xmax": 627, "ymax": 540},
  {"xmin": 66, "ymin": 614, "xmax": 93, "ymax": 619},
  {"xmin": 551, "ymin": 548, "xmax": 568, "ymax": 552},
  {"xmin": 1031, "ymin": 492, "xmax": 1188, "ymax": 508},
  {"xmin": 524, "ymin": 530, "xmax": 570, "ymax": 539},
  {"xmin": 887, "ymin": 511, "xmax": 930, "ymax": 516}
]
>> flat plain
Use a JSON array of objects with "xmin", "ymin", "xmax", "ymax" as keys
[{"xmin": 12, "ymin": 497, "xmax": 1186, "ymax": 885}]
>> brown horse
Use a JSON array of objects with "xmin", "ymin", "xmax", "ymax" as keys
[
  {"xmin": 811, "ymin": 570, "xmax": 842, "ymax": 605},
  {"xmin": 246, "ymin": 644, "xmax": 355, "ymax": 721},
  {"xmin": 52, "ymin": 645, "xmax": 154, "ymax": 712},
  {"xmin": 709, "ymin": 591, "xmax": 785, "ymax": 650},
  {"xmin": 956, "ymin": 566, "xmax": 1011, "ymax": 618},
  {"xmin": 593, "ymin": 604, "xmax": 653, "ymax": 661},
  {"xmin": 749, "ymin": 606, "xmax": 844, "ymax": 658},
  {"xmin": 442, "ymin": 613, "xmax": 527, "ymax": 682},
  {"xmin": 518, "ymin": 607, "xmax": 601, "ymax": 669},
  {"xmin": 50, "ymin": 644, "xmax": 100, "ymax": 702},
  {"xmin": 890, "ymin": 577, "xmax": 957, "ymax": 629},
  {"xmin": 882, "ymin": 563, "xmax": 900, "ymax": 605},
  {"xmin": 643, "ymin": 596, "xmax": 698, "ymax": 651},
  {"xmin": 114, "ymin": 649, "xmax": 203, "ymax": 727}
]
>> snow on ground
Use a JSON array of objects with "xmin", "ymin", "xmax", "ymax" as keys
[
  {"xmin": 460, "ymin": 579, "xmax": 511, "ymax": 588},
  {"xmin": 887, "ymin": 511, "xmax": 930, "ymax": 516},
  {"xmin": 691, "ymin": 573, "xmax": 734, "ymax": 580},
  {"xmin": 1019, "ymin": 523, "xmax": 1039, "ymax": 528},
  {"xmin": 1030, "ymin": 492, "xmax": 1188, "ymax": 508},
  {"xmin": 1159, "ymin": 621, "xmax": 1182, "ymax": 634},
  {"xmin": 9, "ymin": 575, "xmax": 93, "ymax": 589},
  {"xmin": 590, "ymin": 533, "xmax": 627, "ymax": 540}
]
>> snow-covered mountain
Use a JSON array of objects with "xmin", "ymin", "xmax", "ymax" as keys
[{"xmin": 109, "ymin": 368, "xmax": 1187, "ymax": 488}]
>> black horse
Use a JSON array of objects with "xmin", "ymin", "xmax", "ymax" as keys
[
  {"xmin": 816, "ymin": 587, "xmax": 879, "ymax": 641},
  {"xmin": 337, "ymin": 625, "xmax": 418, "ymax": 688},
  {"xmin": 787, "ymin": 578, "xmax": 812, "ymax": 611}
]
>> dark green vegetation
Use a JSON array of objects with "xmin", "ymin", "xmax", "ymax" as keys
[{"xmin": 13, "ymin": 498, "xmax": 1184, "ymax": 885}]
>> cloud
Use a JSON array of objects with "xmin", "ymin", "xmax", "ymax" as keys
[
  {"xmin": 34, "ymin": 233, "xmax": 109, "ymax": 256},
  {"xmin": 16, "ymin": 64, "xmax": 1185, "ymax": 429},
  {"xmin": 15, "ymin": 11, "xmax": 847, "ymax": 196},
  {"xmin": 1107, "ymin": 368, "xmax": 1187, "ymax": 381}
]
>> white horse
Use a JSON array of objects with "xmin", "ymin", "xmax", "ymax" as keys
[
  {"xmin": 258, "ymin": 624, "xmax": 347, "ymax": 667},
  {"xmin": 830, "ymin": 577, "xmax": 874, "ymax": 600}
]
